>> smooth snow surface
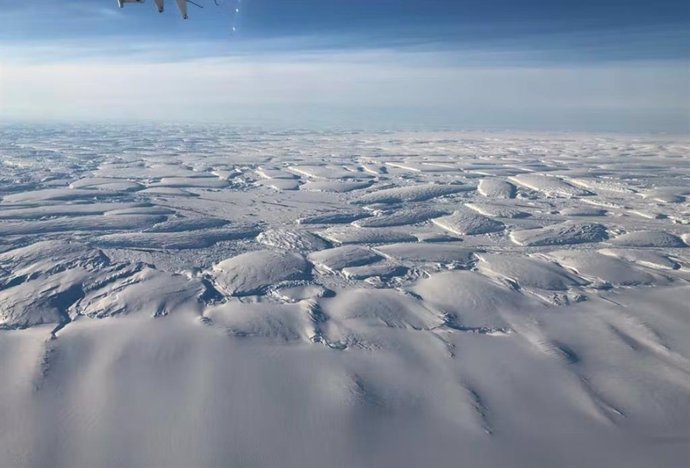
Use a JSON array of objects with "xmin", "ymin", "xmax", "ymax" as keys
[{"xmin": 1, "ymin": 125, "xmax": 689, "ymax": 468}]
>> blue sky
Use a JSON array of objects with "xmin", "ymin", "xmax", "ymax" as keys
[{"xmin": 0, "ymin": 0, "xmax": 688, "ymax": 132}]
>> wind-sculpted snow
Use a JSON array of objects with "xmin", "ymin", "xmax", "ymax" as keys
[
  {"xmin": 1, "ymin": 125, "xmax": 689, "ymax": 468},
  {"xmin": 559, "ymin": 206, "xmax": 608, "ymax": 217},
  {"xmin": 598, "ymin": 248, "xmax": 682, "ymax": 270},
  {"xmin": 0, "ymin": 214, "xmax": 168, "ymax": 236},
  {"xmin": 308, "ymin": 245, "xmax": 384, "ymax": 272},
  {"xmin": 411, "ymin": 270, "xmax": 529, "ymax": 332},
  {"xmin": 0, "ymin": 241, "xmax": 110, "ymax": 328},
  {"xmin": 323, "ymin": 288, "xmax": 445, "ymax": 333},
  {"xmin": 145, "ymin": 216, "xmax": 230, "ymax": 232},
  {"xmin": 354, "ymin": 183, "xmax": 473, "ymax": 204},
  {"xmin": 150, "ymin": 176, "xmax": 229, "ymax": 189},
  {"xmin": 511, "ymin": 222, "xmax": 609, "ymax": 246},
  {"xmin": 300, "ymin": 180, "xmax": 374, "ymax": 193},
  {"xmin": 476, "ymin": 253, "xmax": 588, "ymax": 291},
  {"xmin": 641, "ymin": 186, "xmax": 690, "ymax": 203},
  {"xmin": 297, "ymin": 211, "xmax": 370, "ymax": 225},
  {"xmin": 477, "ymin": 178, "xmax": 517, "ymax": 198},
  {"xmin": 1, "ymin": 188, "xmax": 126, "ymax": 204},
  {"xmin": 138, "ymin": 186, "xmax": 198, "ymax": 197},
  {"xmin": 353, "ymin": 207, "xmax": 451, "ymax": 227},
  {"xmin": 545, "ymin": 250, "xmax": 660, "ymax": 287},
  {"xmin": 342, "ymin": 262, "xmax": 409, "ymax": 280},
  {"xmin": 375, "ymin": 242, "xmax": 475, "ymax": 266},
  {"xmin": 609, "ymin": 230, "xmax": 687, "ymax": 248},
  {"xmin": 431, "ymin": 208, "xmax": 505, "ymax": 236},
  {"xmin": 211, "ymin": 250, "xmax": 312, "ymax": 296},
  {"xmin": 256, "ymin": 228, "xmax": 331, "ymax": 251},
  {"xmin": 69, "ymin": 178, "xmax": 144, "ymax": 192},
  {"xmin": 465, "ymin": 202, "xmax": 531, "ymax": 219},
  {"xmin": 204, "ymin": 301, "xmax": 313, "ymax": 342},
  {"xmin": 77, "ymin": 268, "xmax": 205, "ymax": 319},
  {"xmin": 94, "ymin": 226, "xmax": 259, "ymax": 250},
  {"xmin": 318, "ymin": 226, "xmax": 418, "ymax": 245},
  {"xmin": 288, "ymin": 165, "xmax": 372, "ymax": 180},
  {"xmin": 0, "ymin": 202, "xmax": 144, "ymax": 220},
  {"xmin": 510, "ymin": 174, "xmax": 593, "ymax": 198}
]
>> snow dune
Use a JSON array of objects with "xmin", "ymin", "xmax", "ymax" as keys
[
  {"xmin": 509, "ymin": 174, "xmax": 593, "ymax": 198},
  {"xmin": 511, "ymin": 222, "xmax": 608, "ymax": 246},
  {"xmin": 1, "ymin": 126, "xmax": 689, "ymax": 468},
  {"xmin": 211, "ymin": 250, "xmax": 312, "ymax": 296},
  {"xmin": 354, "ymin": 183, "xmax": 473, "ymax": 205},
  {"xmin": 431, "ymin": 209, "xmax": 505, "ymax": 236}
]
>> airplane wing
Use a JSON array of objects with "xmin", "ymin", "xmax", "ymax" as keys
[
  {"xmin": 117, "ymin": 0, "xmax": 191, "ymax": 19},
  {"xmin": 117, "ymin": 0, "xmax": 144, "ymax": 8},
  {"xmin": 176, "ymin": 0, "xmax": 188, "ymax": 19}
]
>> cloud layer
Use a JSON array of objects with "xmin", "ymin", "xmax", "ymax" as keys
[{"xmin": 0, "ymin": 1, "xmax": 688, "ymax": 132}]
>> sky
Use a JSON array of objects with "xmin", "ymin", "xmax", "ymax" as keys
[{"xmin": 0, "ymin": 0, "xmax": 688, "ymax": 132}]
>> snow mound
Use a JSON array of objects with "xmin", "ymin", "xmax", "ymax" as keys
[
  {"xmin": 354, "ymin": 183, "xmax": 473, "ymax": 205},
  {"xmin": 569, "ymin": 177, "xmax": 634, "ymax": 194},
  {"xmin": 70, "ymin": 178, "xmax": 143, "ymax": 192},
  {"xmin": 477, "ymin": 179, "xmax": 516, "ymax": 198},
  {"xmin": 545, "ymin": 250, "xmax": 657, "ymax": 286},
  {"xmin": 150, "ymin": 177, "xmax": 228, "ymax": 189},
  {"xmin": 147, "ymin": 217, "xmax": 230, "ymax": 232},
  {"xmin": 610, "ymin": 230, "xmax": 687, "ymax": 248},
  {"xmin": 1, "ymin": 269, "xmax": 90, "ymax": 328},
  {"xmin": 0, "ymin": 202, "xmax": 140, "ymax": 220},
  {"xmin": 629, "ymin": 209, "xmax": 667, "ymax": 220},
  {"xmin": 476, "ymin": 253, "xmax": 588, "ymax": 291},
  {"xmin": 256, "ymin": 178, "xmax": 301, "ymax": 191},
  {"xmin": 77, "ymin": 268, "xmax": 204, "ymax": 318},
  {"xmin": 376, "ymin": 242, "xmax": 475, "ymax": 266},
  {"xmin": 2, "ymin": 188, "xmax": 122, "ymax": 204},
  {"xmin": 0, "ymin": 241, "xmax": 110, "ymax": 328},
  {"xmin": 272, "ymin": 284, "xmax": 331, "ymax": 302},
  {"xmin": 95, "ymin": 226, "xmax": 259, "ymax": 250},
  {"xmin": 318, "ymin": 226, "xmax": 417, "ymax": 245},
  {"xmin": 104, "ymin": 206, "xmax": 175, "ymax": 216},
  {"xmin": 139, "ymin": 187, "xmax": 198, "ymax": 197},
  {"xmin": 323, "ymin": 289, "xmax": 444, "ymax": 331},
  {"xmin": 559, "ymin": 206, "xmax": 607, "ymax": 217},
  {"xmin": 411, "ymin": 271, "xmax": 528, "ymax": 331},
  {"xmin": 510, "ymin": 174, "xmax": 593, "ymax": 198},
  {"xmin": 641, "ymin": 187, "xmax": 690, "ymax": 204},
  {"xmin": 353, "ymin": 207, "xmax": 451, "ymax": 228},
  {"xmin": 297, "ymin": 211, "xmax": 370, "ymax": 225},
  {"xmin": 211, "ymin": 250, "xmax": 312, "ymax": 296},
  {"xmin": 511, "ymin": 222, "xmax": 608, "ymax": 246},
  {"xmin": 256, "ymin": 229, "xmax": 331, "ymax": 251},
  {"xmin": 288, "ymin": 165, "xmax": 369, "ymax": 180},
  {"xmin": 385, "ymin": 161, "xmax": 459, "ymax": 173},
  {"xmin": 0, "ymin": 240, "xmax": 108, "ymax": 276},
  {"xmin": 255, "ymin": 167, "xmax": 298, "ymax": 180},
  {"xmin": 432, "ymin": 209, "xmax": 505, "ymax": 235},
  {"xmin": 0, "ymin": 215, "xmax": 167, "ymax": 236},
  {"xmin": 204, "ymin": 302, "xmax": 313, "ymax": 342},
  {"xmin": 300, "ymin": 180, "xmax": 373, "ymax": 193},
  {"xmin": 465, "ymin": 202, "xmax": 530, "ymax": 219},
  {"xmin": 308, "ymin": 245, "xmax": 383, "ymax": 272},
  {"xmin": 342, "ymin": 263, "xmax": 408, "ymax": 280},
  {"xmin": 598, "ymin": 248, "xmax": 681, "ymax": 271}
]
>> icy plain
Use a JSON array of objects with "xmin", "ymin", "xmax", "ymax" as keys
[{"xmin": 1, "ymin": 124, "xmax": 689, "ymax": 467}]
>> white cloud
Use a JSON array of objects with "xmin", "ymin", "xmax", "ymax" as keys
[{"xmin": 0, "ymin": 42, "xmax": 688, "ymax": 132}]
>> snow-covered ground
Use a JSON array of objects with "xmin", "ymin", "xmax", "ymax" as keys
[{"xmin": 1, "ymin": 124, "xmax": 689, "ymax": 467}]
